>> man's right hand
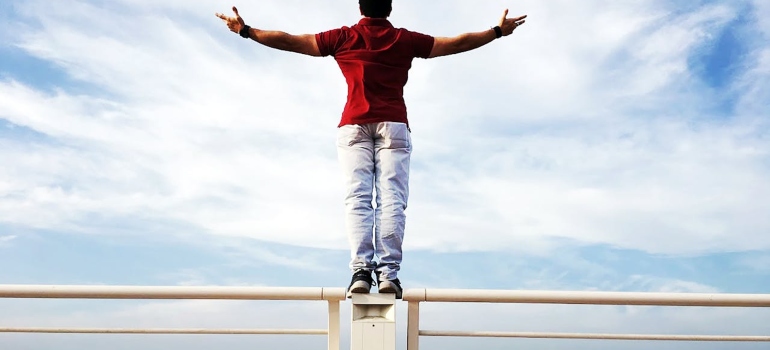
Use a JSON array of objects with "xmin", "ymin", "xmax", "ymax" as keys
[
  {"xmin": 216, "ymin": 6, "xmax": 247, "ymax": 34},
  {"xmin": 428, "ymin": 9, "xmax": 527, "ymax": 58},
  {"xmin": 499, "ymin": 9, "xmax": 527, "ymax": 36}
]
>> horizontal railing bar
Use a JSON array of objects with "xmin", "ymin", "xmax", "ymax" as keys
[
  {"xmin": 403, "ymin": 289, "xmax": 770, "ymax": 307},
  {"xmin": 0, "ymin": 285, "xmax": 346, "ymax": 301},
  {"xmin": 419, "ymin": 330, "xmax": 770, "ymax": 341},
  {"xmin": 0, "ymin": 328, "xmax": 328, "ymax": 335}
]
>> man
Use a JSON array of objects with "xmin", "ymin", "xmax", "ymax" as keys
[{"xmin": 217, "ymin": 1, "xmax": 526, "ymax": 298}]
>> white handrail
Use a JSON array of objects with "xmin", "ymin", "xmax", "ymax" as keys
[
  {"xmin": 419, "ymin": 331, "xmax": 770, "ymax": 341},
  {"xmin": 0, "ymin": 284, "xmax": 346, "ymax": 301},
  {"xmin": 0, "ymin": 328, "xmax": 328, "ymax": 335},
  {"xmin": 0, "ymin": 284, "xmax": 344, "ymax": 350},
  {"xmin": 404, "ymin": 288, "xmax": 770, "ymax": 350},
  {"xmin": 5, "ymin": 285, "xmax": 770, "ymax": 350},
  {"xmin": 403, "ymin": 288, "xmax": 770, "ymax": 307}
]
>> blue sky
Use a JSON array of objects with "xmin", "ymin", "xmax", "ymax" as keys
[{"xmin": 1, "ymin": 0, "xmax": 769, "ymax": 349}]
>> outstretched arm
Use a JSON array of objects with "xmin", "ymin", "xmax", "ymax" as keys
[
  {"xmin": 428, "ymin": 10, "xmax": 526, "ymax": 58},
  {"xmin": 216, "ymin": 6, "xmax": 321, "ymax": 57}
]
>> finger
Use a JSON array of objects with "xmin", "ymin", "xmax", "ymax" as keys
[
  {"xmin": 512, "ymin": 15, "xmax": 527, "ymax": 21},
  {"xmin": 501, "ymin": 8, "xmax": 509, "ymax": 21},
  {"xmin": 215, "ymin": 13, "xmax": 226, "ymax": 20},
  {"xmin": 232, "ymin": 6, "xmax": 240, "ymax": 18}
]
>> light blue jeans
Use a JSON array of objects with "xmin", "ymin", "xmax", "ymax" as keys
[{"xmin": 337, "ymin": 122, "xmax": 411, "ymax": 281}]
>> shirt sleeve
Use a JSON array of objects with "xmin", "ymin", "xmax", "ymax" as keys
[
  {"xmin": 409, "ymin": 31, "xmax": 435, "ymax": 59},
  {"xmin": 315, "ymin": 28, "xmax": 346, "ymax": 57}
]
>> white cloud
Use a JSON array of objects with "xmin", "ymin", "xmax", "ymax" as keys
[
  {"xmin": 614, "ymin": 275, "xmax": 721, "ymax": 293},
  {"xmin": 0, "ymin": 0, "xmax": 768, "ymax": 257},
  {"xmin": 736, "ymin": 254, "xmax": 770, "ymax": 273},
  {"xmin": 405, "ymin": 117, "xmax": 770, "ymax": 254},
  {"xmin": 0, "ymin": 235, "xmax": 17, "ymax": 246},
  {"xmin": 753, "ymin": 0, "xmax": 770, "ymax": 36}
]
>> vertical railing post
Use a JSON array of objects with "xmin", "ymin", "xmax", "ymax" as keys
[
  {"xmin": 328, "ymin": 300, "xmax": 340, "ymax": 350},
  {"xmin": 407, "ymin": 301, "xmax": 420, "ymax": 350},
  {"xmin": 351, "ymin": 294, "xmax": 396, "ymax": 350}
]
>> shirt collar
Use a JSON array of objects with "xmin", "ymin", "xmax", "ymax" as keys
[{"xmin": 357, "ymin": 17, "xmax": 394, "ymax": 28}]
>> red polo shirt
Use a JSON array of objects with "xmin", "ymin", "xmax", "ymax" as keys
[{"xmin": 316, "ymin": 18, "xmax": 435, "ymax": 127}]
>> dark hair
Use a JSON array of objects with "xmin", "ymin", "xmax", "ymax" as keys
[{"xmin": 359, "ymin": 0, "xmax": 392, "ymax": 18}]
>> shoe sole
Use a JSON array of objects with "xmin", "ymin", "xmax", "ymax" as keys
[
  {"xmin": 347, "ymin": 280, "xmax": 371, "ymax": 298},
  {"xmin": 378, "ymin": 281, "xmax": 402, "ymax": 299}
]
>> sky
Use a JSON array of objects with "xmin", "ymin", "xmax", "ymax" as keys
[{"xmin": 0, "ymin": 0, "xmax": 769, "ymax": 349}]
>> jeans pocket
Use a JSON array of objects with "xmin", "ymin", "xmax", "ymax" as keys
[
  {"xmin": 337, "ymin": 125, "xmax": 366, "ymax": 147},
  {"xmin": 378, "ymin": 122, "xmax": 411, "ymax": 149}
]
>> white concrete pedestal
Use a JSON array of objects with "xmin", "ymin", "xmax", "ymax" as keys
[{"xmin": 351, "ymin": 293, "xmax": 396, "ymax": 350}]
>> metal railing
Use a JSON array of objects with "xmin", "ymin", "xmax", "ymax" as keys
[
  {"xmin": 403, "ymin": 289, "xmax": 770, "ymax": 350},
  {"xmin": 4, "ymin": 285, "xmax": 770, "ymax": 350},
  {"xmin": 0, "ymin": 284, "xmax": 346, "ymax": 350}
]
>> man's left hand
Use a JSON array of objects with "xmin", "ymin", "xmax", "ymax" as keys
[{"xmin": 498, "ymin": 9, "xmax": 527, "ymax": 36}]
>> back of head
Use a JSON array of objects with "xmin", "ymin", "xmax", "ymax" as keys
[{"xmin": 359, "ymin": 0, "xmax": 392, "ymax": 19}]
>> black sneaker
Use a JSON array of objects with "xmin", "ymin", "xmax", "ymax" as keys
[
  {"xmin": 347, "ymin": 269, "xmax": 374, "ymax": 298},
  {"xmin": 375, "ymin": 271, "xmax": 403, "ymax": 299}
]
